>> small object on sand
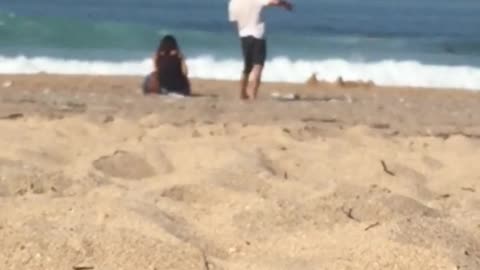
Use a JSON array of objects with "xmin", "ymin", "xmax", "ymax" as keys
[
  {"xmin": 271, "ymin": 92, "xmax": 300, "ymax": 101},
  {"xmin": 281, "ymin": 128, "xmax": 291, "ymax": 134},
  {"xmin": 201, "ymin": 251, "xmax": 211, "ymax": 270},
  {"xmin": 364, "ymin": 222, "xmax": 381, "ymax": 231},
  {"xmin": 0, "ymin": 113, "xmax": 23, "ymax": 120},
  {"xmin": 341, "ymin": 207, "xmax": 360, "ymax": 222},
  {"xmin": 306, "ymin": 73, "xmax": 319, "ymax": 86},
  {"xmin": 72, "ymin": 266, "xmax": 94, "ymax": 270},
  {"xmin": 437, "ymin": 194, "xmax": 451, "ymax": 199},
  {"xmin": 302, "ymin": 117, "xmax": 338, "ymax": 124},
  {"xmin": 371, "ymin": 123, "xmax": 391, "ymax": 130},
  {"xmin": 461, "ymin": 187, "xmax": 476, "ymax": 193},
  {"xmin": 102, "ymin": 115, "xmax": 114, "ymax": 124},
  {"xmin": 284, "ymin": 93, "xmax": 300, "ymax": 100},
  {"xmin": 336, "ymin": 76, "xmax": 375, "ymax": 88},
  {"xmin": 271, "ymin": 92, "xmax": 281, "ymax": 98},
  {"xmin": 167, "ymin": 92, "xmax": 186, "ymax": 99},
  {"xmin": 381, "ymin": 160, "xmax": 395, "ymax": 176},
  {"xmin": 2, "ymin": 81, "xmax": 13, "ymax": 88}
]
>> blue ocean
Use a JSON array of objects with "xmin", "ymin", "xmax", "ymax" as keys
[{"xmin": 1, "ymin": 0, "xmax": 480, "ymax": 89}]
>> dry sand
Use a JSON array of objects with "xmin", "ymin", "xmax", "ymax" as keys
[{"xmin": 0, "ymin": 74, "xmax": 479, "ymax": 269}]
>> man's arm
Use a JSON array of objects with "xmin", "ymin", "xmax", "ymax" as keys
[
  {"xmin": 229, "ymin": 0, "xmax": 238, "ymax": 22},
  {"xmin": 267, "ymin": 0, "xmax": 293, "ymax": 11}
]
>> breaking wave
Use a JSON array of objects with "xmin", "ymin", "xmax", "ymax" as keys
[{"xmin": 1, "ymin": 55, "xmax": 480, "ymax": 90}]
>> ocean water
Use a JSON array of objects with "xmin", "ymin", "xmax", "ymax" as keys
[{"xmin": 1, "ymin": 0, "xmax": 480, "ymax": 89}]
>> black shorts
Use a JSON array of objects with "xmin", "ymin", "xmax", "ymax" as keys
[{"xmin": 241, "ymin": 36, "xmax": 267, "ymax": 75}]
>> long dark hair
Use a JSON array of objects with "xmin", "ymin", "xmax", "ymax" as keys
[
  {"xmin": 155, "ymin": 35, "xmax": 182, "ymax": 72},
  {"xmin": 157, "ymin": 35, "xmax": 180, "ymax": 56}
]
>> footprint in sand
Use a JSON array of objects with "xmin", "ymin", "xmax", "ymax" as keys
[
  {"xmin": 422, "ymin": 155, "xmax": 445, "ymax": 170},
  {"xmin": 130, "ymin": 202, "xmax": 229, "ymax": 259},
  {"xmin": 389, "ymin": 163, "xmax": 437, "ymax": 200},
  {"xmin": 330, "ymin": 187, "xmax": 441, "ymax": 226},
  {"xmin": 93, "ymin": 151, "xmax": 156, "ymax": 180},
  {"xmin": 160, "ymin": 184, "xmax": 220, "ymax": 205},
  {"xmin": 377, "ymin": 194, "xmax": 440, "ymax": 219},
  {"xmin": 393, "ymin": 217, "xmax": 480, "ymax": 269},
  {"xmin": 0, "ymin": 158, "xmax": 73, "ymax": 196}
]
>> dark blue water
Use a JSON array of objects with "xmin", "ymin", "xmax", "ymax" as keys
[
  {"xmin": 1, "ymin": 0, "xmax": 480, "ymax": 64},
  {"xmin": 2, "ymin": 0, "xmax": 480, "ymax": 90}
]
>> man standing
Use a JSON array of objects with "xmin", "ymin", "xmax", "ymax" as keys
[{"xmin": 229, "ymin": 0, "xmax": 293, "ymax": 100}]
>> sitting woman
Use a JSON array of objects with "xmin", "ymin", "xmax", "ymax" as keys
[{"xmin": 143, "ymin": 35, "xmax": 191, "ymax": 96}]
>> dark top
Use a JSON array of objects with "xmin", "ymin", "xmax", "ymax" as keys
[{"xmin": 156, "ymin": 53, "xmax": 190, "ymax": 95}]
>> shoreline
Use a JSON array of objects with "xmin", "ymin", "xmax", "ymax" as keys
[{"xmin": 1, "ymin": 73, "xmax": 480, "ymax": 95}]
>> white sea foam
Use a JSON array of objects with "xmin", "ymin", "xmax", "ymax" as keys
[{"xmin": 1, "ymin": 55, "xmax": 480, "ymax": 90}]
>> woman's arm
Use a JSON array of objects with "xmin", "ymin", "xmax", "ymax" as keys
[
  {"xmin": 153, "ymin": 53, "xmax": 159, "ymax": 71},
  {"xmin": 145, "ymin": 71, "xmax": 160, "ymax": 94},
  {"xmin": 179, "ymin": 53, "xmax": 189, "ymax": 76}
]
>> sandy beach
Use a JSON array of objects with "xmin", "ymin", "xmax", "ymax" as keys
[{"xmin": 0, "ymin": 74, "xmax": 479, "ymax": 269}]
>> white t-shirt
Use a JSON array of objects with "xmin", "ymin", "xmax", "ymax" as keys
[{"xmin": 229, "ymin": 0, "xmax": 270, "ymax": 39}]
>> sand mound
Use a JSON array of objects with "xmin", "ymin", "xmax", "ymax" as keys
[
  {"xmin": 93, "ymin": 151, "xmax": 156, "ymax": 180},
  {"xmin": 0, "ymin": 158, "xmax": 110, "ymax": 197},
  {"xmin": 393, "ymin": 217, "xmax": 480, "ymax": 268},
  {"xmin": 0, "ymin": 159, "xmax": 72, "ymax": 196}
]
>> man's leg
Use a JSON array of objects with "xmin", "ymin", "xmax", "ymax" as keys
[
  {"xmin": 240, "ymin": 72, "xmax": 249, "ymax": 99},
  {"xmin": 247, "ymin": 64, "xmax": 263, "ymax": 100},
  {"xmin": 246, "ymin": 38, "xmax": 266, "ymax": 100},
  {"xmin": 240, "ymin": 37, "xmax": 254, "ymax": 100}
]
